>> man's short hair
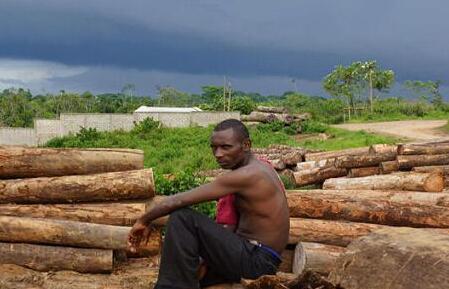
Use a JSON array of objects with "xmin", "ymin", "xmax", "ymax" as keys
[{"xmin": 213, "ymin": 119, "xmax": 250, "ymax": 141}]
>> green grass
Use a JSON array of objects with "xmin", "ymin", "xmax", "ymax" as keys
[{"xmin": 296, "ymin": 127, "xmax": 400, "ymax": 151}]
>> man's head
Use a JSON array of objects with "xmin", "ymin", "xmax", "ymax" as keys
[{"xmin": 210, "ymin": 119, "xmax": 251, "ymax": 170}]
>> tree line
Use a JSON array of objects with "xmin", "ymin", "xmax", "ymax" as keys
[{"xmin": 0, "ymin": 60, "xmax": 447, "ymax": 127}]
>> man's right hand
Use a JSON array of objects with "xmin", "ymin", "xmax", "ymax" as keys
[{"xmin": 127, "ymin": 220, "xmax": 152, "ymax": 253}]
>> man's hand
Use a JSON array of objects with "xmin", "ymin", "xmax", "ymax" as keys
[{"xmin": 127, "ymin": 220, "xmax": 152, "ymax": 253}]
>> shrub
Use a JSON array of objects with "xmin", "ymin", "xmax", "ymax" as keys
[{"xmin": 301, "ymin": 120, "xmax": 328, "ymax": 133}]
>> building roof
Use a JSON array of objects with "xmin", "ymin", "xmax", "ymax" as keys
[{"xmin": 134, "ymin": 106, "xmax": 203, "ymax": 113}]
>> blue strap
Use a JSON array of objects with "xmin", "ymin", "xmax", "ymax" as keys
[{"xmin": 258, "ymin": 244, "xmax": 282, "ymax": 261}]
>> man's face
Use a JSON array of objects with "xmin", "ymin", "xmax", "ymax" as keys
[{"xmin": 210, "ymin": 128, "xmax": 248, "ymax": 170}]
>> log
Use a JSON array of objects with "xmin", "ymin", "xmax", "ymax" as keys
[
  {"xmin": 413, "ymin": 165, "xmax": 449, "ymax": 174},
  {"xmin": 256, "ymin": 106, "xmax": 287, "ymax": 113},
  {"xmin": 0, "ymin": 147, "xmax": 144, "ymax": 179},
  {"xmin": 323, "ymin": 172, "xmax": 444, "ymax": 192},
  {"xmin": 348, "ymin": 166, "xmax": 380, "ymax": 178},
  {"xmin": 0, "ymin": 258, "xmax": 159, "ymax": 289},
  {"xmin": 0, "ymin": 201, "xmax": 147, "ymax": 226},
  {"xmin": 0, "ymin": 216, "xmax": 161, "ymax": 255},
  {"xmin": 289, "ymin": 218, "xmax": 384, "ymax": 246},
  {"xmin": 243, "ymin": 111, "xmax": 294, "ymax": 124},
  {"xmin": 288, "ymin": 218, "xmax": 449, "ymax": 247},
  {"xmin": 278, "ymin": 169, "xmax": 295, "ymax": 186},
  {"xmin": 379, "ymin": 160, "xmax": 399, "ymax": 173},
  {"xmin": 329, "ymin": 228, "xmax": 449, "ymax": 289},
  {"xmin": 304, "ymin": 147, "xmax": 369, "ymax": 162},
  {"xmin": 295, "ymin": 159, "xmax": 335, "ymax": 171},
  {"xmin": 368, "ymin": 144, "xmax": 397, "ymax": 155},
  {"xmin": 293, "ymin": 242, "xmax": 346, "ymax": 276},
  {"xmin": 334, "ymin": 153, "xmax": 396, "ymax": 169},
  {"xmin": 293, "ymin": 166, "xmax": 347, "ymax": 186},
  {"xmin": 287, "ymin": 189, "xmax": 449, "ymax": 227},
  {"xmin": 0, "ymin": 169, "xmax": 154, "ymax": 204},
  {"xmin": 281, "ymin": 151, "xmax": 304, "ymax": 166},
  {"xmin": 398, "ymin": 143, "xmax": 449, "ymax": 155},
  {"xmin": 0, "ymin": 242, "xmax": 113, "ymax": 273},
  {"xmin": 397, "ymin": 154, "xmax": 449, "ymax": 170}
]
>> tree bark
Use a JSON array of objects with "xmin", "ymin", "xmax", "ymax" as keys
[
  {"xmin": 242, "ymin": 111, "xmax": 294, "ymax": 124},
  {"xmin": 293, "ymin": 166, "xmax": 347, "ymax": 186},
  {"xmin": 323, "ymin": 172, "xmax": 444, "ymax": 192},
  {"xmin": 413, "ymin": 165, "xmax": 449, "ymax": 187},
  {"xmin": 304, "ymin": 147, "xmax": 369, "ymax": 162},
  {"xmin": 0, "ymin": 258, "xmax": 159, "ymax": 289},
  {"xmin": 0, "ymin": 147, "xmax": 144, "ymax": 179},
  {"xmin": 348, "ymin": 166, "xmax": 380, "ymax": 178},
  {"xmin": 398, "ymin": 143, "xmax": 449, "ymax": 155},
  {"xmin": 293, "ymin": 242, "xmax": 346, "ymax": 276},
  {"xmin": 0, "ymin": 216, "xmax": 161, "ymax": 255},
  {"xmin": 288, "ymin": 218, "xmax": 449, "ymax": 247},
  {"xmin": 0, "ymin": 169, "xmax": 155, "ymax": 204},
  {"xmin": 329, "ymin": 228, "xmax": 449, "ymax": 289},
  {"xmin": 397, "ymin": 154, "xmax": 449, "ymax": 170},
  {"xmin": 0, "ymin": 242, "xmax": 113, "ymax": 273},
  {"xmin": 287, "ymin": 190, "xmax": 449, "ymax": 228},
  {"xmin": 295, "ymin": 159, "xmax": 335, "ymax": 171},
  {"xmin": 0, "ymin": 201, "xmax": 147, "ymax": 226},
  {"xmin": 334, "ymin": 153, "xmax": 396, "ymax": 169},
  {"xmin": 380, "ymin": 160, "xmax": 399, "ymax": 174},
  {"xmin": 368, "ymin": 144, "xmax": 397, "ymax": 155}
]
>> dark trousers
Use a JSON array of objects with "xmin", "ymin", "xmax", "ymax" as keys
[{"xmin": 154, "ymin": 208, "xmax": 281, "ymax": 289}]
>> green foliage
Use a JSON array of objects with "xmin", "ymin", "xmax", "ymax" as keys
[
  {"xmin": 131, "ymin": 117, "xmax": 162, "ymax": 136},
  {"xmin": 154, "ymin": 171, "xmax": 216, "ymax": 218},
  {"xmin": 230, "ymin": 96, "xmax": 256, "ymax": 114},
  {"xmin": 301, "ymin": 120, "xmax": 328, "ymax": 133}
]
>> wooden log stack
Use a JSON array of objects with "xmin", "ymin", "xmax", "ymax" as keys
[{"xmin": 0, "ymin": 147, "xmax": 162, "ymax": 288}]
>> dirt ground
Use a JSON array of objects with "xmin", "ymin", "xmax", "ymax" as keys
[{"xmin": 332, "ymin": 120, "xmax": 449, "ymax": 143}]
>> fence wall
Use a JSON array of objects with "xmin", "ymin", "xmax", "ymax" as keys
[
  {"xmin": 0, "ymin": 128, "xmax": 36, "ymax": 146},
  {"xmin": 0, "ymin": 111, "xmax": 241, "ymax": 146}
]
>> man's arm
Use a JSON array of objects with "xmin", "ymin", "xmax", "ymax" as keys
[{"xmin": 138, "ymin": 167, "xmax": 254, "ymax": 226}]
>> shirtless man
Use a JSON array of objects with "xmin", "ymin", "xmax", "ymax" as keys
[{"xmin": 128, "ymin": 119, "xmax": 290, "ymax": 289}]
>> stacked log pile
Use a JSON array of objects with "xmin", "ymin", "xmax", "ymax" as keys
[
  {"xmin": 280, "ymin": 140, "xmax": 449, "ymax": 282},
  {"xmin": 241, "ymin": 106, "xmax": 310, "ymax": 133},
  {"xmin": 0, "ymin": 147, "xmax": 162, "ymax": 289}
]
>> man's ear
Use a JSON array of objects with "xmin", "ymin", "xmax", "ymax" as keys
[{"xmin": 243, "ymin": 138, "xmax": 251, "ymax": 151}]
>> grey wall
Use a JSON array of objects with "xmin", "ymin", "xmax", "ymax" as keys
[{"xmin": 0, "ymin": 111, "xmax": 241, "ymax": 146}]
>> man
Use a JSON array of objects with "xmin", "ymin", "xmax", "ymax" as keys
[{"xmin": 128, "ymin": 119, "xmax": 290, "ymax": 289}]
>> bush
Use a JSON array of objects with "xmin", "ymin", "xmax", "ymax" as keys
[
  {"xmin": 301, "ymin": 120, "xmax": 328, "ymax": 133},
  {"xmin": 131, "ymin": 117, "xmax": 161, "ymax": 136},
  {"xmin": 155, "ymin": 171, "xmax": 216, "ymax": 218}
]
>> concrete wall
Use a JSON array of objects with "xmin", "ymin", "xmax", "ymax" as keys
[
  {"xmin": 0, "ymin": 127, "xmax": 36, "ymax": 146},
  {"xmin": 0, "ymin": 111, "xmax": 241, "ymax": 146}
]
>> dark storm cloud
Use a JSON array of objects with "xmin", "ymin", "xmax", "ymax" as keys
[{"xmin": 1, "ymin": 0, "xmax": 449, "ymax": 93}]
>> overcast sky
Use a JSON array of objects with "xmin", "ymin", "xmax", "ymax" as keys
[{"xmin": 0, "ymin": 0, "xmax": 448, "ymax": 97}]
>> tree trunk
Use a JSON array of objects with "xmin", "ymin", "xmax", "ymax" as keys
[
  {"xmin": 334, "ymin": 153, "xmax": 396, "ymax": 169},
  {"xmin": 369, "ymin": 144, "xmax": 397, "ymax": 155},
  {"xmin": 243, "ymin": 111, "xmax": 294, "ymax": 124},
  {"xmin": 288, "ymin": 218, "xmax": 449, "ymax": 247},
  {"xmin": 293, "ymin": 166, "xmax": 347, "ymax": 186},
  {"xmin": 413, "ymin": 165, "xmax": 449, "ymax": 187},
  {"xmin": 0, "ymin": 201, "xmax": 147, "ymax": 226},
  {"xmin": 348, "ymin": 167, "xmax": 380, "ymax": 178},
  {"xmin": 380, "ymin": 160, "xmax": 399, "ymax": 174},
  {"xmin": 295, "ymin": 159, "xmax": 335, "ymax": 171},
  {"xmin": 281, "ymin": 151, "xmax": 304, "ymax": 166},
  {"xmin": 287, "ymin": 190, "xmax": 449, "ymax": 227},
  {"xmin": 289, "ymin": 218, "xmax": 384, "ymax": 246},
  {"xmin": 0, "ymin": 216, "xmax": 161, "ymax": 255},
  {"xmin": 0, "ymin": 147, "xmax": 144, "ymax": 179},
  {"xmin": 397, "ymin": 154, "xmax": 449, "ymax": 170},
  {"xmin": 0, "ymin": 242, "xmax": 113, "ymax": 273},
  {"xmin": 293, "ymin": 242, "xmax": 346, "ymax": 276},
  {"xmin": 0, "ymin": 258, "xmax": 159, "ymax": 289},
  {"xmin": 304, "ymin": 147, "xmax": 369, "ymax": 162},
  {"xmin": 329, "ymin": 228, "xmax": 449, "ymax": 289},
  {"xmin": 0, "ymin": 169, "xmax": 155, "ymax": 204},
  {"xmin": 398, "ymin": 143, "xmax": 449, "ymax": 155},
  {"xmin": 323, "ymin": 172, "xmax": 444, "ymax": 192}
]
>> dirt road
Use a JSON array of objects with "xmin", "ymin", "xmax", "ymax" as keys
[{"xmin": 332, "ymin": 120, "xmax": 449, "ymax": 142}]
